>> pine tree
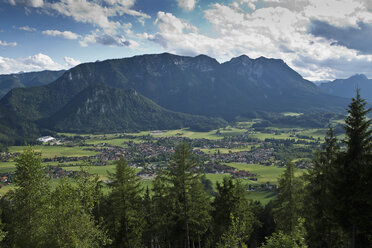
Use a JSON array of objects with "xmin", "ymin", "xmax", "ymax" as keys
[
  {"xmin": 150, "ymin": 169, "xmax": 174, "ymax": 247},
  {"xmin": 106, "ymin": 158, "xmax": 144, "ymax": 248},
  {"xmin": 166, "ymin": 142, "xmax": 211, "ymax": 247},
  {"xmin": 7, "ymin": 146, "xmax": 50, "ymax": 247},
  {"xmin": 273, "ymin": 161, "xmax": 303, "ymax": 235},
  {"xmin": 212, "ymin": 176, "xmax": 257, "ymax": 247},
  {"xmin": 304, "ymin": 128, "xmax": 346, "ymax": 247},
  {"xmin": 332, "ymin": 90, "xmax": 372, "ymax": 247}
]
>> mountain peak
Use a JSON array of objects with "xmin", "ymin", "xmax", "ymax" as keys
[
  {"xmin": 255, "ymin": 56, "xmax": 285, "ymax": 64},
  {"xmin": 228, "ymin": 54, "xmax": 252, "ymax": 65},
  {"xmin": 348, "ymin": 74, "xmax": 368, "ymax": 81}
]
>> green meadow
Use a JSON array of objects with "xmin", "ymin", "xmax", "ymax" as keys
[
  {"xmin": 2, "ymin": 116, "xmax": 332, "ymax": 202},
  {"xmin": 9, "ymin": 145, "xmax": 98, "ymax": 158}
]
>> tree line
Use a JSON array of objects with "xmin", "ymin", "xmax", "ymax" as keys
[{"xmin": 0, "ymin": 91, "xmax": 371, "ymax": 247}]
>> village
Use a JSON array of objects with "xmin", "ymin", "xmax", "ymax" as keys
[{"xmin": 0, "ymin": 127, "xmax": 319, "ymax": 192}]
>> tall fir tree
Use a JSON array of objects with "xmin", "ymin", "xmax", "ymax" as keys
[
  {"xmin": 106, "ymin": 158, "xmax": 144, "ymax": 248},
  {"xmin": 7, "ymin": 146, "xmax": 50, "ymax": 248},
  {"xmin": 304, "ymin": 128, "xmax": 347, "ymax": 247},
  {"xmin": 166, "ymin": 142, "xmax": 211, "ymax": 248},
  {"xmin": 212, "ymin": 176, "xmax": 257, "ymax": 247},
  {"xmin": 150, "ymin": 169, "xmax": 174, "ymax": 247},
  {"xmin": 332, "ymin": 90, "xmax": 372, "ymax": 247},
  {"xmin": 273, "ymin": 161, "xmax": 303, "ymax": 235}
]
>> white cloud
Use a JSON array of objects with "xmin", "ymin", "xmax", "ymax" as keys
[
  {"xmin": 8, "ymin": 0, "xmax": 44, "ymax": 8},
  {"xmin": 18, "ymin": 25, "xmax": 37, "ymax": 32},
  {"xmin": 42, "ymin": 29, "xmax": 80, "ymax": 40},
  {"xmin": 0, "ymin": 40, "xmax": 17, "ymax": 47},
  {"xmin": 64, "ymin": 57, "xmax": 81, "ymax": 67},
  {"xmin": 144, "ymin": 1, "xmax": 372, "ymax": 80},
  {"xmin": 8, "ymin": 0, "xmax": 150, "ymax": 35},
  {"xmin": 176, "ymin": 0, "xmax": 196, "ymax": 11},
  {"xmin": 148, "ymin": 12, "xmax": 209, "ymax": 53},
  {"xmin": 0, "ymin": 53, "xmax": 83, "ymax": 74},
  {"xmin": 79, "ymin": 32, "xmax": 139, "ymax": 49},
  {"xmin": 239, "ymin": 0, "xmax": 258, "ymax": 10},
  {"xmin": 0, "ymin": 53, "xmax": 63, "ymax": 74},
  {"xmin": 24, "ymin": 53, "xmax": 63, "ymax": 70}
]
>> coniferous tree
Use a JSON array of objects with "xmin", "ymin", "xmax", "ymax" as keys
[
  {"xmin": 106, "ymin": 158, "xmax": 144, "ymax": 248},
  {"xmin": 331, "ymin": 90, "xmax": 372, "ymax": 247},
  {"xmin": 273, "ymin": 161, "xmax": 303, "ymax": 235},
  {"xmin": 7, "ymin": 146, "xmax": 50, "ymax": 247},
  {"xmin": 304, "ymin": 128, "xmax": 347, "ymax": 247},
  {"xmin": 212, "ymin": 176, "xmax": 257, "ymax": 247},
  {"xmin": 142, "ymin": 187, "xmax": 154, "ymax": 248},
  {"xmin": 166, "ymin": 142, "xmax": 211, "ymax": 247},
  {"xmin": 151, "ymin": 169, "xmax": 174, "ymax": 247}
]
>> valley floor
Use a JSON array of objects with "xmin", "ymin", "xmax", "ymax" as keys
[{"xmin": 0, "ymin": 119, "xmax": 340, "ymax": 203}]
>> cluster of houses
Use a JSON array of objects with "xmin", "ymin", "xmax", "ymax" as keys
[
  {"xmin": 203, "ymin": 162, "xmax": 257, "ymax": 180},
  {"xmin": 0, "ymin": 152, "xmax": 18, "ymax": 162},
  {"xmin": 47, "ymin": 166, "xmax": 78, "ymax": 179},
  {"xmin": 0, "ymin": 172, "xmax": 14, "ymax": 187}
]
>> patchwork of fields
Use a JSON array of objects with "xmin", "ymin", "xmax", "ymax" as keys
[{"xmin": 1, "ymin": 119, "xmax": 342, "ymax": 203}]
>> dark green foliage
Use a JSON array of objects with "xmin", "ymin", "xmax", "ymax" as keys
[
  {"xmin": 273, "ymin": 162, "xmax": 303, "ymax": 235},
  {"xmin": 247, "ymin": 201, "xmax": 276, "ymax": 248},
  {"xmin": 40, "ymin": 84, "xmax": 226, "ymax": 133},
  {"xmin": 259, "ymin": 218, "xmax": 308, "ymax": 248},
  {"xmin": 0, "ymin": 70, "xmax": 65, "ymax": 99},
  {"xmin": 105, "ymin": 158, "xmax": 144, "ymax": 248},
  {"xmin": 0, "ymin": 104, "xmax": 41, "ymax": 147},
  {"xmin": 166, "ymin": 142, "xmax": 212, "ymax": 247},
  {"xmin": 45, "ymin": 179, "xmax": 108, "ymax": 248},
  {"xmin": 246, "ymin": 111, "xmax": 344, "ymax": 128},
  {"xmin": 212, "ymin": 176, "xmax": 257, "ymax": 246},
  {"xmin": 304, "ymin": 128, "xmax": 347, "ymax": 247},
  {"xmin": 216, "ymin": 214, "xmax": 249, "ymax": 248},
  {"xmin": 148, "ymin": 169, "xmax": 174, "ymax": 246},
  {"xmin": 201, "ymin": 176, "xmax": 215, "ymax": 196},
  {"xmin": 7, "ymin": 146, "xmax": 50, "ymax": 247},
  {"xmin": 146, "ymin": 143, "xmax": 212, "ymax": 247},
  {"xmin": 330, "ymin": 90, "xmax": 372, "ymax": 246}
]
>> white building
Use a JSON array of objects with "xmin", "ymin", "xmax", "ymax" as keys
[{"xmin": 37, "ymin": 136, "xmax": 56, "ymax": 143}]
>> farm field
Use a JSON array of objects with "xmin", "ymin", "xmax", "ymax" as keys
[
  {"xmin": 8, "ymin": 145, "xmax": 98, "ymax": 158},
  {"xmin": 0, "ymin": 116, "xmax": 341, "ymax": 203}
]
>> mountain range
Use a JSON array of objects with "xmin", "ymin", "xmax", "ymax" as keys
[
  {"xmin": 319, "ymin": 74, "xmax": 372, "ymax": 102},
  {"xmin": 0, "ymin": 70, "xmax": 65, "ymax": 99},
  {"xmin": 0, "ymin": 53, "xmax": 352, "ymax": 147}
]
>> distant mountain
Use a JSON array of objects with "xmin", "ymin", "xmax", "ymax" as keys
[
  {"xmin": 0, "ymin": 70, "xmax": 65, "ymax": 99},
  {"xmin": 319, "ymin": 74, "xmax": 372, "ymax": 102},
  {"xmin": 40, "ymin": 84, "xmax": 227, "ymax": 133},
  {"xmin": 313, "ymin": 80, "xmax": 331, "ymax": 86},
  {"xmin": 0, "ymin": 53, "xmax": 347, "ymax": 123}
]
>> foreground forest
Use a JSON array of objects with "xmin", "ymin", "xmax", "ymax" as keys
[{"xmin": 0, "ymin": 92, "xmax": 371, "ymax": 248}]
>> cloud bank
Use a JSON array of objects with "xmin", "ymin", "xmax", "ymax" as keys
[
  {"xmin": 143, "ymin": 0, "xmax": 372, "ymax": 80},
  {"xmin": 0, "ymin": 53, "xmax": 80, "ymax": 74}
]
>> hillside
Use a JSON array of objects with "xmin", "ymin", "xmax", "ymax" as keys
[
  {"xmin": 0, "ymin": 70, "xmax": 65, "ymax": 99},
  {"xmin": 40, "ymin": 84, "xmax": 227, "ymax": 133},
  {"xmin": 319, "ymin": 74, "xmax": 372, "ymax": 102},
  {"xmin": 0, "ymin": 53, "xmax": 348, "ymax": 122}
]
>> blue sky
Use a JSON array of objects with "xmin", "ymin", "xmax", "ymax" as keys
[{"xmin": 1, "ymin": 0, "xmax": 372, "ymax": 81}]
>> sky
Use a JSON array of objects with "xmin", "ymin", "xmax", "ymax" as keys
[{"xmin": 1, "ymin": 0, "xmax": 372, "ymax": 81}]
